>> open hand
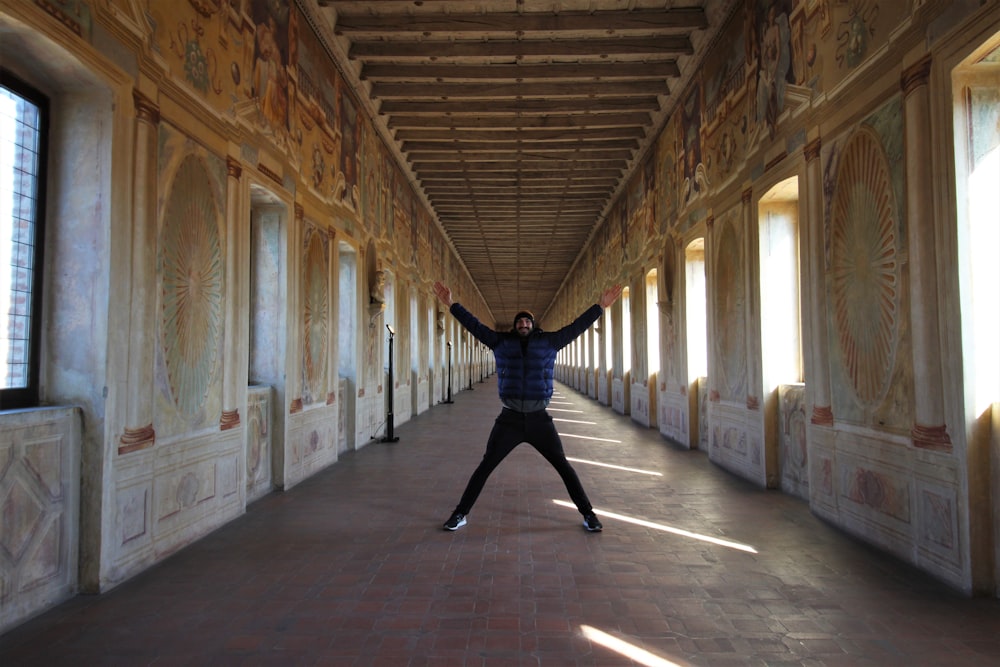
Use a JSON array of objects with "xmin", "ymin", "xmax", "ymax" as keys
[
  {"xmin": 433, "ymin": 281, "xmax": 453, "ymax": 306},
  {"xmin": 599, "ymin": 284, "xmax": 623, "ymax": 309}
]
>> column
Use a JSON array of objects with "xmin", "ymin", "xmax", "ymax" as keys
[
  {"xmin": 705, "ymin": 215, "xmax": 720, "ymax": 404},
  {"xmin": 804, "ymin": 137, "xmax": 834, "ymax": 426},
  {"xmin": 289, "ymin": 203, "xmax": 304, "ymax": 414},
  {"xmin": 327, "ymin": 228, "xmax": 338, "ymax": 406},
  {"xmin": 903, "ymin": 54, "xmax": 951, "ymax": 451},
  {"xmin": 220, "ymin": 156, "xmax": 243, "ymax": 430},
  {"xmin": 742, "ymin": 188, "xmax": 761, "ymax": 411},
  {"xmin": 119, "ymin": 91, "xmax": 159, "ymax": 454}
]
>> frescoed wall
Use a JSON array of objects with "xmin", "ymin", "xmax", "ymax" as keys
[
  {"xmin": 0, "ymin": 0, "xmax": 488, "ymax": 626},
  {"xmin": 550, "ymin": 0, "xmax": 998, "ymax": 595}
]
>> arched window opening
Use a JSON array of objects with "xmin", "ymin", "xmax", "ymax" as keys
[
  {"xmin": 645, "ymin": 269, "xmax": 660, "ymax": 382},
  {"xmin": 621, "ymin": 286, "xmax": 632, "ymax": 377},
  {"xmin": 685, "ymin": 239, "xmax": 707, "ymax": 380},
  {"xmin": 954, "ymin": 46, "xmax": 1000, "ymax": 420},
  {"xmin": 758, "ymin": 177, "xmax": 803, "ymax": 390}
]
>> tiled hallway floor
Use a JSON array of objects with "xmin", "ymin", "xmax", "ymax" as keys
[{"xmin": 2, "ymin": 377, "xmax": 999, "ymax": 666}]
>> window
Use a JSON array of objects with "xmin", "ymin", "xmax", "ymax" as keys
[
  {"xmin": 1, "ymin": 72, "xmax": 47, "ymax": 408},
  {"xmin": 645, "ymin": 269, "xmax": 660, "ymax": 380},
  {"xmin": 685, "ymin": 239, "xmax": 707, "ymax": 380},
  {"xmin": 758, "ymin": 177, "xmax": 803, "ymax": 389},
  {"xmin": 621, "ymin": 286, "xmax": 631, "ymax": 375},
  {"xmin": 954, "ymin": 42, "xmax": 1000, "ymax": 419}
]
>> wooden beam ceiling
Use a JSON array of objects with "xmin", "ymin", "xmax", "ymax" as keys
[{"xmin": 313, "ymin": 0, "xmax": 729, "ymax": 326}]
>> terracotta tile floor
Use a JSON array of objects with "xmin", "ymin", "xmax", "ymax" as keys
[{"xmin": 2, "ymin": 377, "xmax": 1000, "ymax": 666}]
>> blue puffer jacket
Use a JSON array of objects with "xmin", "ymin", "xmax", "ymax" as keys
[{"xmin": 450, "ymin": 302, "xmax": 603, "ymax": 404}]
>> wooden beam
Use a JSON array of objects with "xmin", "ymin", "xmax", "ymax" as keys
[
  {"xmin": 335, "ymin": 8, "xmax": 707, "ymax": 34},
  {"xmin": 387, "ymin": 112, "xmax": 652, "ymax": 129},
  {"xmin": 378, "ymin": 97, "xmax": 661, "ymax": 114},
  {"xmin": 371, "ymin": 80, "xmax": 669, "ymax": 99},
  {"xmin": 363, "ymin": 61, "xmax": 681, "ymax": 81},
  {"xmin": 395, "ymin": 127, "xmax": 645, "ymax": 142},
  {"xmin": 401, "ymin": 139, "xmax": 638, "ymax": 152},
  {"xmin": 350, "ymin": 36, "xmax": 694, "ymax": 60}
]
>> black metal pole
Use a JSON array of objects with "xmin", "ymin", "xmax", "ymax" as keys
[
  {"xmin": 444, "ymin": 341, "xmax": 454, "ymax": 403},
  {"xmin": 467, "ymin": 342, "xmax": 474, "ymax": 390},
  {"xmin": 381, "ymin": 325, "xmax": 399, "ymax": 442}
]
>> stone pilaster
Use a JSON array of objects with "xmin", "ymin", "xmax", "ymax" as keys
[
  {"xmin": 742, "ymin": 188, "xmax": 760, "ymax": 411},
  {"xmin": 327, "ymin": 228, "xmax": 338, "ymax": 406},
  {"xmin": 289, "ymin": 203, "xmax": 305, "ymax": 415},
  {"xmin": 220, "ymin": 156, "xmax": 243, "ymax": 431},
  {"xmin": 119, "ymin": 91, "xmax": 159, "ymax": 454},
  {"xmin": 804, "ymin": 137, "xmax": 834, "ymax": 426},
  {"xmin": 902, "ymin": 55, "xmax": 951, "ymax": 451}
]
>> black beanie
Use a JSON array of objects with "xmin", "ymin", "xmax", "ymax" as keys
[{"xmin": 513, "ymin": 310, "xmax": 534, "ymax": 327}]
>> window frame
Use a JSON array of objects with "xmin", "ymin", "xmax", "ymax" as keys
[{"xmin": 1, "ymin": 69, "xmax": 49, "ymax": 409}]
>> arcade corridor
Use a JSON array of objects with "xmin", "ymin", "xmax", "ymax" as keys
[{"xmin": 1, "ymin": 378, "xmax": 998, "ymax": 666}]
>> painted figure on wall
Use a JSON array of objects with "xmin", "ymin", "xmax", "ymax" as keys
[
  {"xmin": 370, "ymin": 269, "xmax": 386, "ymax": 305},
  {"xmin": 338, "ymin": 83, "xmax": 358, "ymax": 208},
  {"xmin": 643, "ymin": 154, "xmax": 657, "ymax": 238},
  {"xmin": 835, "ymin": 1, "xmax": 879, "ymax": 69},
  {"xmin": 626, "ymin": 177, "xmax": 644, "ymax": 261},
  {"xmin": 681, "ymin": 84, "xmax": 706, "ymax": 203},
  {"xmin": 616, "ymin": 200, "xmax": 628, "ymax": 262},
  {"xmin": 295, "ymin": 9, "xmax": 338, "ymax": 129},
  {"xmin": 251, "ymin": 0, "xmax": 289, "ymax": 131},
  {"xmin": 701, "ymin": 9, "xmax": 749, "ymax": 183},
  {"xmin": 657, "ymin": 127, "xmax": 679, "ymax": 234},
  {"xmin": 751, "ymin": 0, "xmax": 794, "ymax": 138}
]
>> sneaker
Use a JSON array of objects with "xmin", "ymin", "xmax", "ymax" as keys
[
  {"xmin": 443, "ymin": 512, "xmax": 467, "ymax": 531},
  {"xmin": 583, "ymin": 513, "xmax": 603, "ymax": 532}
]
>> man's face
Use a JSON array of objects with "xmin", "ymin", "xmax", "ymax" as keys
[{"xmin": 515, "ymin": 316, "xmax": 533, "ymax": 337}]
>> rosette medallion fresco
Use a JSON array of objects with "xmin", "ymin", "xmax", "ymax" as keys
[
  {"xmin": 830, "ymin": 127, "xmax": 900, "ymax": 408},
  {"xmin": 712, "ymin": 213, "xmax": 747, "ymax": 402},
  {"xmin": 303, "ymin": 229, "xmax": 329, "ymax": 402},
  {"xmin": 159, "ymin": 154, "xmax": 224, "ymax": 417}
]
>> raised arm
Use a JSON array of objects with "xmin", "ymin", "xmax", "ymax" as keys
[
  {"xmin": 552, "ymin": 286, "xmax": 621, "ymax": 349},
  {"xmin": 436, "ymin": 281, "xmax": 500, "ymax": 348}
]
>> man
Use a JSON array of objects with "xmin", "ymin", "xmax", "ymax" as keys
[{"xmin": 433, "ymin": 281, "xmax": 623, "ymax": 532}]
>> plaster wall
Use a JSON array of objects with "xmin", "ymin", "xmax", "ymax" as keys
[{"xmin": 0, "ymin": 408, "xmax": 80, "ymax": 634}]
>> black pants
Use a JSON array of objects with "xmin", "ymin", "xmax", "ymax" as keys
[{"xmin": 454, "ymin": 407, "xmax": 594, "ymax": 516}]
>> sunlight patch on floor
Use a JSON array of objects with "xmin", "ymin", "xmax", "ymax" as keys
[
  {"xmin": 559, "ymin": 432, "xmax": 621, "ymax": 443},
  {"xmin": 566, "ymin": 456, "xmax": 662, "ymax": 476},
  {"xmin": 581, "ymin": 625, "xmax": 689, "ymax": 667},
  {"xmin": 554, "ymin": 501, "xmax": 758, "ymax": 553}
]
